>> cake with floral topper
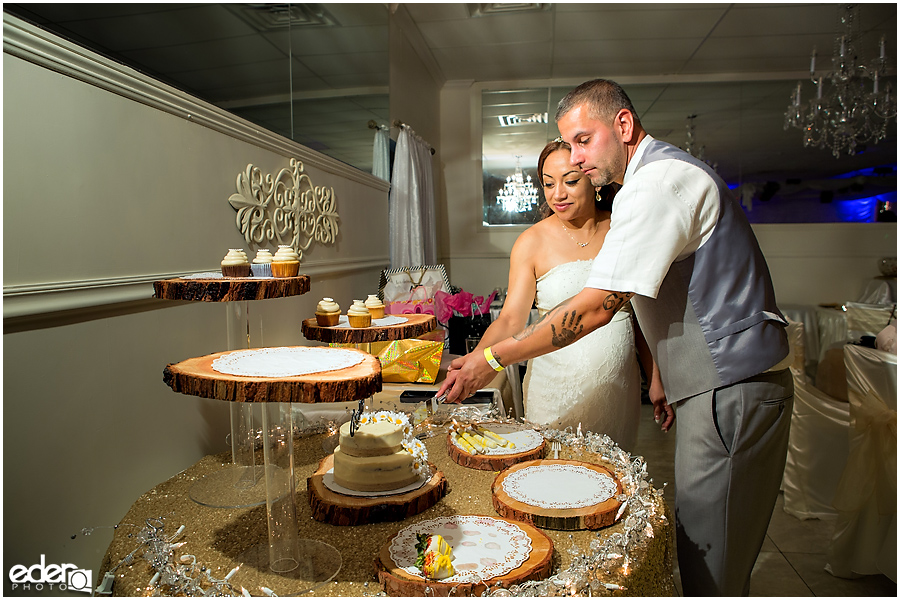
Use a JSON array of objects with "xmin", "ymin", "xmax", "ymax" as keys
[{"xmin": 332, "ymin": 411, "xmax": 429, "ymax": 492}]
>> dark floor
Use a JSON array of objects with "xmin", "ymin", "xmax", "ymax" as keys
[{"xmin": 632, "ymin": 404, "xmax": 897, "ymax": 597}]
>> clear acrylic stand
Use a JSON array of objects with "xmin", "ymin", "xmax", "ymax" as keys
[
  {"xmin": 189, "ymin": 301, "xmax": 281, "ymax": 508},
  {"xmin": 238, "ymin": 402, "xmax": 342, "ymax": 589}
]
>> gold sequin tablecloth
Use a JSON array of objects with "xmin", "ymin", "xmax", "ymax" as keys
[{"xmin": 100, "ymin": 433, "xmax": 675, "ymax": 596}]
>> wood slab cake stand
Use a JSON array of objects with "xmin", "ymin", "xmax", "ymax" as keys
[
  {"xmin": 301, "ymin": 313, "xmax": 436, "ymax": 346},
  {"xmin": 154, "ymin": 275, "xmax": 310, "ymax": 302},
  {"xmin": 447, "ymin": 424, "xmax": 545, "ymax": 472},
  {"xmin": 155, "ymin": 275, "xmax": 311, "ymax": 509},
  {"xmin": 492, "ymin": 459, "xmax": 623, "ymax": 531},
  {"xmin": 163, "ymin": 346, "xmax": 380, "ymax": 587},
  {"xmin": 375, "ymin": 516, "xmax": 553, "ymax": 597},
  {"xmin": 307, "ymin": 454, "xmax": 448, "ymax": 526},
  {"xmin": 163, "ymin": 348, "xmax": 381, "ymax": 404}
]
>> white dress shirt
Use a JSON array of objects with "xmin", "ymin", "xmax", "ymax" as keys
[{"xmin": 585, "ymin": 135, "xmax": 721, "ymax": 299}]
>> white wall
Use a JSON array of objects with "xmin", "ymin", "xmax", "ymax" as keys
[
  {"xmin": 3, "ymin": 17, "xmax": 389, "ymax": 591},
  {"xmin": 438, "ymin": 80, "xmax": 897, "ymax": 306},
  {"xmin": 389, "ymin": 5, "xmax": 441, "ymax": 156},
  {"xmin": 755, "ymin": 223, "xmax": 896, "ymax": 305}
]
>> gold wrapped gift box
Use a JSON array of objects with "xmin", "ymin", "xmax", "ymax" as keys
[{"xmin": 331, "ymin": 330, "xmax": 444, "ymax": 383}]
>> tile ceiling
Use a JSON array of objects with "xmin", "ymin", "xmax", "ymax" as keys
[{"xmin": 5, "ymin": 3, "xmax": 897, "ymax": 189}]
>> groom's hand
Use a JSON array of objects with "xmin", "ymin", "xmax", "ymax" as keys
[
  {"xmin": 650, "ymin": 384, "xmax": 674, "ymax": 432},
  {"xmin": 435, "ymin": 352, "xmax": 496, "ymax": 404}
]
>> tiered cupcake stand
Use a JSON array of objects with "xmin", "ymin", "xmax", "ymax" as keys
[
  {"xmin": 163, "ymin": 344, "xmax": 381, "ymax": 586},
  {"xmin": 300, "ymin": 313, "xmax": 437, "ymax": 348},
  {"xmin": 300, "ymin": 313, "xmax": 450, "ymax": 526},
  {"xmin": 154, "ymin": 275, "xmax": 309, "ymax": 509}
]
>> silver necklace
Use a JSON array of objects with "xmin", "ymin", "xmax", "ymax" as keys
[{"xmin": 560, "ymin": 219, "xmax": 599, "ymax": 248}]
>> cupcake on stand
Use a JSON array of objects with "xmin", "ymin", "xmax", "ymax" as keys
[
  {"xmin": 365, "ymin": 294, "xmax": 386, "ymax": 319},
  {"xmin": 271, "ymin": 245, "xmax": 300, "ymax": 278},
  {"xmin": 347, "ymin": 300, "xmax": 372, "ymax": 328}
]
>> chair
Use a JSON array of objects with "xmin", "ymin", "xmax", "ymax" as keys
[
  {"xmin": 814, "ymin": 302, "xmax": 895, "ymax": 401},
  {"xmin": 782, "ymin": 320, "xmax": 852, "ymax": 520},
  {"xmin": 826, "ymin": 344, "xmax": 897, "ymax": 582},
  {"xmin": 845, "ymin": 302, "xmax": 896, "ymax": 341},
  {"xmin": 781, "ymin": 304, "xmax": 820, "ymax": 379}
]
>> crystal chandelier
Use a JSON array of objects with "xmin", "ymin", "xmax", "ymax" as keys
[
  {"xmin": 684, "ymin": 114, "xmax": 705, "ymax": 160},
  {"xmin": 496, "ymin": 156, "xmax": 540, "ymax": 213},
  {"xmin": 684, "ymin": 114, "xmax": 718, "ymax": 171},
  {"xmin": 784, "ymin": 4, "xmax": 896, "ymax": 158}
]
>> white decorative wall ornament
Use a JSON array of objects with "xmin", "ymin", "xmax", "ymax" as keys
[{"xmin": 228, "ymin": 158, "xmax": 339, "ymax": 260}]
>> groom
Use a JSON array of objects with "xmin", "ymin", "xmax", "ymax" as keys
[{"xmin": 438, "ymin": 79, "xmax": 794, "ymax": 596}]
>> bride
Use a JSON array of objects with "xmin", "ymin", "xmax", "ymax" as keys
[{"xmin": 471, "ymin": 139, "xmax": 666, "ymax": 451}]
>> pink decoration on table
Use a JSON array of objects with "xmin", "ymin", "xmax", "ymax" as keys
[
  {"xmin": 385, "ymin": 298, "xmax": 435, "ymax": 316},
  {"xmin": 434, "ymin": 290, "xmax": 497, "ymax": 324}
]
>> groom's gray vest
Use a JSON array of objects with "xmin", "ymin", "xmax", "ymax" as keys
[{"xmin": 628, "ymin": 139, "xmax": 789, "ymax": 403}]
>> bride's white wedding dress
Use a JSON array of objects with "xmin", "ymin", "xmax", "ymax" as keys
[{"xmin": 522, "ymin": 260, "xmax": 641, "ymax": 451}]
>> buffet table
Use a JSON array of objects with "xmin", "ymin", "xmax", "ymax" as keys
[{"xmin": 99, "ymin": 430, "xmax": 674, "ymax": 596}]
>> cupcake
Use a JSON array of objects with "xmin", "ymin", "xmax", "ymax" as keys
[
  {"xmin": 271, "ymin": 245, "xmax": 300, "ymax": 278},
  {"xmin": 315, "ymin": 297, "xmax": 341, "ymax": 327},
  {"xmin": 221, "ymin": 249, "xmax": 250, "ymax": 277},
  {"xmin": 365, "ymin": 294, "xmax": 385, "ymax": 319},
  {"xmin": 251, "ymin": 249, "xmax": 274, "ymax": 277},
  {"xmin": 347, "ymin": 299, "xmax": 372, "ymax": 328}
]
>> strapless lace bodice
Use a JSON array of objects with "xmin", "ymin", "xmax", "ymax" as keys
[
  {"xmin": 523, "ymin": 260, "xmax": 640, "ymax": 451},
  {"xmin": 534, "ymin": 260, "xmax": 632, "ymax": 322}
]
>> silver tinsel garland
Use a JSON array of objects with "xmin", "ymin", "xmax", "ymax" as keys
[{"xmin": 94, "ymin": 518, "xmax": 278, "ymax": 597}]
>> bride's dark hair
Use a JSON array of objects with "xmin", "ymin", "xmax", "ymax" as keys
[{"xmin": 536, "ymin": 139, "xmax": 617, "ymax": 220}]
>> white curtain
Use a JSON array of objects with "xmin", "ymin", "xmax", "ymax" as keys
[
  {"xmin": 389, "ymin": 125, "xmax": 436, "ymax": 268},
  {"xmin": 372, "ymin": 127, "xmax": 390, "ymax": 181}
]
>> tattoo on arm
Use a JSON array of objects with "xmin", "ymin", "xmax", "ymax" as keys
[
  {"xmin": 602, "ymin": 291, "xmax": 634, "ymax": 312},
  {"xmin": 550, "ymin": 310, "xmax": 584, "ymax": 348},
  {"xmin": 512, "ymin": 309, "xmax": 552, "ymax": 341},
  {"xmin": 509, "ymin": 292, "xmax": 634, "ymax": 348}
]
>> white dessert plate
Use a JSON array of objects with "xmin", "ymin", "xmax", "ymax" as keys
[
  {"xmin": 179, "ymin": 271, "xmax": 275, "ymax": 279},
  {"xmin": 321, "ymin": 468, "xmax": 426, "ymax": 497},
  {"xmin": 211, "ymin": 347, "xmax": 364, "ymax": 378},
  {"xmin": 500, "ymin": 463, "xmax": 618, "ymax": 509},
  {"xmin": 450, "ymin": 423, "xmax": 544, "ymax": 456},
  {"xmin": 389, "ymin": 515, "xmax": 533, "ymax": 583},
  {"xmin": 332, "ymin": 314, "xmax": 408, "ymax": 328}
]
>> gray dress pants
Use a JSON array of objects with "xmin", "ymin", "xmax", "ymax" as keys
[{"xmin": 674, "ymin": 369, "xmax": 794, "ymax": 596}]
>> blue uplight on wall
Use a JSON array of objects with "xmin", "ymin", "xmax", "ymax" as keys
[
  {"xmin": 835, "ymin": 195, "xmax": 879, "ymax": 222},
  {"xmin": 732, "ymin": 164, "xmax": 897, "ymax": 223}
]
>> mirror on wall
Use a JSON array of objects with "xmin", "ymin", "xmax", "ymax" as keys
[
  {"xmin": 4, "ymin": 3, "xmax": 389, "ymax": 174},
  {"xmin": 483, "ymin": 81, "xmax": 897, "ymax": 225}
]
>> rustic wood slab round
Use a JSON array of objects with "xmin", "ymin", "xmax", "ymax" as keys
[
  {"xmin": 154, "ymin": 275, "xmax": 310, "ymax": 302},
  {"xmin": 374, "ymin": 516, "xmax": 553, "ymax": 597},
  {"xmin": 492, "ymin": 459, "xmax": 622, "ymax": 531},
  {"xmin": 301, "ymin": 313, "xmax": 436, "ymax": 344},
  {"xmin": 447, "ymin": 423, "xmax": 546, "ymax": 472},
  {"xmin": 163, "ymin": 347, "xmax": 381, "ymax": 403},
  {"xmin": 307, "ymin": 454, "xmax": 448, "ymax": 526}
]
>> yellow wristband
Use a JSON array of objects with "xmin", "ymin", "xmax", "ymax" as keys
[{"xmin": 483, "ymin": 346, "xmax": 505, "ymax": 372}]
